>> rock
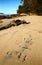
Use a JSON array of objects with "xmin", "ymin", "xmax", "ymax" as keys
[{"xmin": 0, "ymin": 19, "xmax": 31, "ymax": 30}]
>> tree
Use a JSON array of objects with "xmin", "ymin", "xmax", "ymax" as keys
[
  {"xmin": 17, "ymin": 0, "xmax": 42, "ymax": 15},
  {"xmin": 17, "ymin": 0, "xmax": 30, "ymax": 14},
  {"xmin": 17, "ymin": 5, "xmax": 25, "ymax": 14}
]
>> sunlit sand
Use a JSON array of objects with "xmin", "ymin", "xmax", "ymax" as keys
[{"xmin": 0, "ymin": 16, "xmax": 42, "ymax": 65}]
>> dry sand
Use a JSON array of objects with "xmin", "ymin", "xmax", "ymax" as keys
[{"xmin": 0, "ymin": 16, "xmax": 42, "ymax": 65}]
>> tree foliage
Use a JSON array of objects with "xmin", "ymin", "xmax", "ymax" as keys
[{"xmin": 17, "ymin": 0, "xmax": 42, "ymax": 15}]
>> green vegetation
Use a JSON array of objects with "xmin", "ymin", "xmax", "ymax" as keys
[{"xmin": 17, "ymin": 0, "xmax": 42, "ymax": 15}]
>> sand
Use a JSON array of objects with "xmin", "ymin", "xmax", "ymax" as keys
[{"xmin": 0, "ymin": 16, "xmax": 42, "ymax": 65}]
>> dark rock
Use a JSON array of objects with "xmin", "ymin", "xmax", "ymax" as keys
[
  {"xmin": 0, "ymin": 19, "xmax": 31, "ymax": 31},
  {"xmin": 15, "ymin": 19, "xmax": 30, "ymax": 26},
  {"xmin": 15, "ymin": 20, "xmax": 22, "ymax": 25}
]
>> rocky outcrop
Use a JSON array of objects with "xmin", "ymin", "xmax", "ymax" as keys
[{"xmin": 0, "ymin": 20, "xmax": 30, "ymax": 30}]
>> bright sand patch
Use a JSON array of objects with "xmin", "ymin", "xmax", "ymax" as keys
[{"xmin": 0, "ymin": 16, "xmax": 42, "ymax": 65}]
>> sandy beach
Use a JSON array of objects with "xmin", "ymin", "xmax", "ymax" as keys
[{"xmin": 0, "ymin": 16, "xmax": 42, "ymax": 65}]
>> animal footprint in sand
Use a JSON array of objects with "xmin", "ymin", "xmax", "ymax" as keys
[
  {"xmin": 23, "ymin": 35, "xmax": 33, "ymax": 50},
  {"xmin": 14, "ymin": 35, "xmax": 33, "ymax": 62},
  {"xmin": 6, "ymin": 51, "xmax": 14, "ymax": 59}
]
